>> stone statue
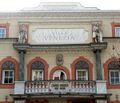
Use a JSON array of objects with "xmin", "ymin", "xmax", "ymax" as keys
[
  {"xmin": 56, "ymin": 54, "xmax": 64, "ymax": 66},
  {"xmin": 92, "ymin": 23, "xmax": 103, "ymax": 43},
  {"xmin": 18, "ymin": 24, "xmax": 28, "ymax": 43}
]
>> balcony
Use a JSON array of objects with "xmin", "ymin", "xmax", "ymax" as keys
[
  {"xmin": 25, "ymin": 80, "xmax": 96, "ymax": 94},
  {"xmin": 14, "ymin": 80, "xmax": 107, "ymax": 96}
]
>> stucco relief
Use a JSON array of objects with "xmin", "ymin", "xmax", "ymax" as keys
[{"xmin": 31, "ymin": 29, "xmax": 89, "ymax": 44}]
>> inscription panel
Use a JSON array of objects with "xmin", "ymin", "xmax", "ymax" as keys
[{"xmin": 30, "ymin": 29, "xmax": 90, "ymax": 44}]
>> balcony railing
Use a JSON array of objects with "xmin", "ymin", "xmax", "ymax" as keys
[{"xmin": 25, "ymin": 80, "xmax": 96, "ymax": 94}]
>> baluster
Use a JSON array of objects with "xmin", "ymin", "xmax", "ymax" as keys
[
  {"xmin": 35, "ymin": 82, "xmax": 37, "ymax": 93},
  {"xmin": 28, "ymin": 82, "xmax": 30, "ymax": 93},
  {"xmin": 89, "ymin": 82, "xmax": 93, "ymax": 93},
  {"xmin": 85, "ymin": 82, "xmax": 87, "ymax": 93},
  {"xmin": 72, "ymin": 81, "xmax": 75, "ymax": 93},
  {"xmin": 76, "ymin": 82, "xmax": 79, "ymax": 93},
  {"xmin": 79, "ymin": 82, "xmax": 81, "ymax": 93},
  {"xmin": 42, "ymin": 82, "xmax": 45, "ymax": 93},
  {"xmin": 86, "ymin": 82, "xmax": 89, "ymax": 93},
  {"xmin": 83, "ymin": 83, "xmax": 85, "ymax": 92},
  {"xmin": 25, "ymin": 82, "xmax": 28, "ymax": 93},
  {"xmin": 93, "ymin": 82, "xmax": 96, "ymax": 93}
]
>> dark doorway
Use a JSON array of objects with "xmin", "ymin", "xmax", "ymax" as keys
[{"xmin": 72, "ymin": 99, "xmax": 95, "ymax": 103}]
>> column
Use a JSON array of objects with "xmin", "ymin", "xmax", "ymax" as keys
[
  {"xmin": 95, "ymin": 49, "xmax": 103, "ymax": 80},
  {"xmin": 19, "ymin": 50, "xmax": 25, "ymax": 81}
]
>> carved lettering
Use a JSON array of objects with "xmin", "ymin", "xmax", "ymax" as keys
[{"xmin": 31, "ymin": 29, "xmax": 89, "ymax": 44}]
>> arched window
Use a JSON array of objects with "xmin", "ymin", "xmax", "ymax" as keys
[
  {"xmin": 53, "ymin": 70, "xmax": 66, "ymax": 80},
  {"xmin": 75, "ymin": 61, "xmax": 89, "ymax": 80},
  {"xmin": 108, "ymin": 61, "xmax": 120, "ymax": 85},
  {"xmin": 31, "ymin": 61, "xmax": 45, "ymax": 81},
  {"xmin": 2, "ymin": 61, "xmax": 15, "ymax": 84}
]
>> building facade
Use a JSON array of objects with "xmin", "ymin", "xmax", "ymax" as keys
[{"xmin": 0, "ymin": 2, "xmax": 119, "ymax": 103}]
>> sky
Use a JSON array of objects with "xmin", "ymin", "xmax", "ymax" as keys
[{"xmin": 0, "ymin": 0, "xmax": 120, "ymax": 12}]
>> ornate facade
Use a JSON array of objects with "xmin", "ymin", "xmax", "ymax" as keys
[{"xmin": 0, "ymin": 2, "xmax": 119, "ymax": 103}]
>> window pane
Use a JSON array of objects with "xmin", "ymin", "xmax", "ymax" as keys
[
  {"xmin": 10, "ymin": 71, "xmax": 13, "ymax": 76},
  {"xmin": 110, "ymin": 72, "xmax": 114, "ymax": 77},
  {"xmin": 9, "ymin": 78, "xmax": 13, "ymax": 83},
  {"xmin": 115, "ymin": 27, "xmax": 120, "ymax": 37},
  {"xmin": 115, "ymin": 72, "xmax": 119, "ymax": 77},
  {"xmin": 76, "ymin": 70, "xmax": 88, "ymax": 80},
  {"xmin": 115, "ymin": 78, "xmax": 119, "ymax": 84},
  {"xmin": 4, "ymin": 78, "xmax": 8, "ymax": 83},
  {"xmin": 3, "ymin": 70, "xmax": 14, "ymax": 84},
  {"xmin": 5, "ymin": 71, "xmax": 9, "ymax": 76},
  {"xmin": 0, "ymin": 28, "xmax": 6, "ymax": 38},
  {"xmin": 109, "ymin": 70, "xmax": 120, "ymax": 85},
  {"xmin": 32, "ymin": 70, "xmax": 43, "ymax": 81}
]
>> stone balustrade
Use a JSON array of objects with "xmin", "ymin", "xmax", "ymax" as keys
[{"xmin": 25, "ymin": 80, "xmax": 96, "ymax": 94}]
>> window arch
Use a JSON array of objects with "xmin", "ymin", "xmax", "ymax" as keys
[
  {"xmin": 0, "ymin": 57, "xmax": 19, "ymax": 85},
  {"xmin": 75, "ymin": 60, "xmax": 89, "ymax": 80},
  {"xmin": 2, "ymin": 61, "xmax": 15, "ymax": 84},
  {"xmin": 71, "ymin": 56, "xmax": 93, "ymax": 80},
  {"xmin": 27, "ymin": 57, "xmax": 48, "ymax": 81},
  {"xmin": 50, "ymin": 66, "xmax": 70, "ymax": 80},
  {"xmin": 108, "ymin": 61, "xmax": 120, "ymax": 85},
  {"xmin": 104, "ymin": 57, "xmax": 120, "ymax": 89}
]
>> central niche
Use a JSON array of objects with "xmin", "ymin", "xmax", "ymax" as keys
[{"xmin": 53, "ymin": 70, "xmax": 66, "ymax": 80}]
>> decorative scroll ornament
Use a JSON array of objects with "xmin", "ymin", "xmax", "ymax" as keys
[
  {"xmin": 92, "ymin": 22, "xmax": 103, "ymax": 43},
  {"xmin": 56, "ymin": 54, "xmax": 64, "ymax": 66},
  {"xmin": 18, "ymin": 24, "xmax": 28, "ymax": 44}
]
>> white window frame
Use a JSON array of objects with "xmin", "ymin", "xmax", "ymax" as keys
[
  {"xmin": 76, "ymin": 69, "xmax": 88, "ymax": 80},
  {"xmin": 2, "ymin": 70, "xmax": 14, "ymax": 84},
  {"xmin": 0, "ymin": 27, "xmax": 6, "ymax": 38},
  {"xmin": 115, "ymin": 27, "xmax": 120, "ymax": 37},
  {"xmin": 109, "ymin": 70, "xmax": 120, "ymax": 85},
  {"xmin": 32, "ymin": 70, "xmax": 44, "ymax": 81}
]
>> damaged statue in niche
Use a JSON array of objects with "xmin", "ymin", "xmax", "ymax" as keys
[
  {"xmin": 18, "ymin": 24, "xmax": 28, "ymax": 43},
  {"xmin": 92, "ymin": 22, "xmax": 103, "ymax": 43}
]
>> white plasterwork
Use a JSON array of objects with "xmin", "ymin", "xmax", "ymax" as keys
[
  {"xmin": 31, "ymin": 29, "xmax": 89, "ymax": 44},
  {"xmin": 22, "ymin": 2, "xmax": 98, "ymax": 12}
]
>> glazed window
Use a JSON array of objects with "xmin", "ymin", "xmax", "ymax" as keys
[
  {"xmin": 32, "ymin": 70, "xmax": 43, "ymax": 81},
  {"xmin": 76, "ymin": 70, "xmax": 88, "ymax": 80},
  {"xmin": 108, "ymin": 60, "xmax": 120, "ymax": 85},
  {"xmin": 2, "ymin": 61, "xmax": 15, "ymax": 84},
  {"xmin": 75, "ymin": 61, "xmax": 89, "ymax": 80},
  {"xmin": 109, "ymin": 70, "xmax": 120, "ymax": 84},
  {"xmin": 2, "ymin": 70, "xmax": 14, "ymax": 84},
  {"xmin": 115, "ymin": 27, "xmax": 120, "ymax": 37},
  {"xmin": 111, "ymin": 23, "xmax": 120, "ymax": 37},
  {"xmin": 31, "ymin": 61, "xmax": 44, "ymax": 81},
  {"xmin": 0, "ymin": 27, "xmax": 6, "ymax": 38}
]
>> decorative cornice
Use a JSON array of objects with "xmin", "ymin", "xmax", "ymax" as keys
[
  {"xmin": 13, "ymin": 42, "xmax": 108, "ymax": 52},
  {"xmin": 0, "ymin": 11, "xmax": 120, "ymax": 20}
]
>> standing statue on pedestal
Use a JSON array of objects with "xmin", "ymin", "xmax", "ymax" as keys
[
  {"xmin": 18, "ymin": 24, "xmax": 28, "ymax": 43},
  {"xmin": 92, "ymin": 22, "xmax": 103, "ymax": 43}
]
